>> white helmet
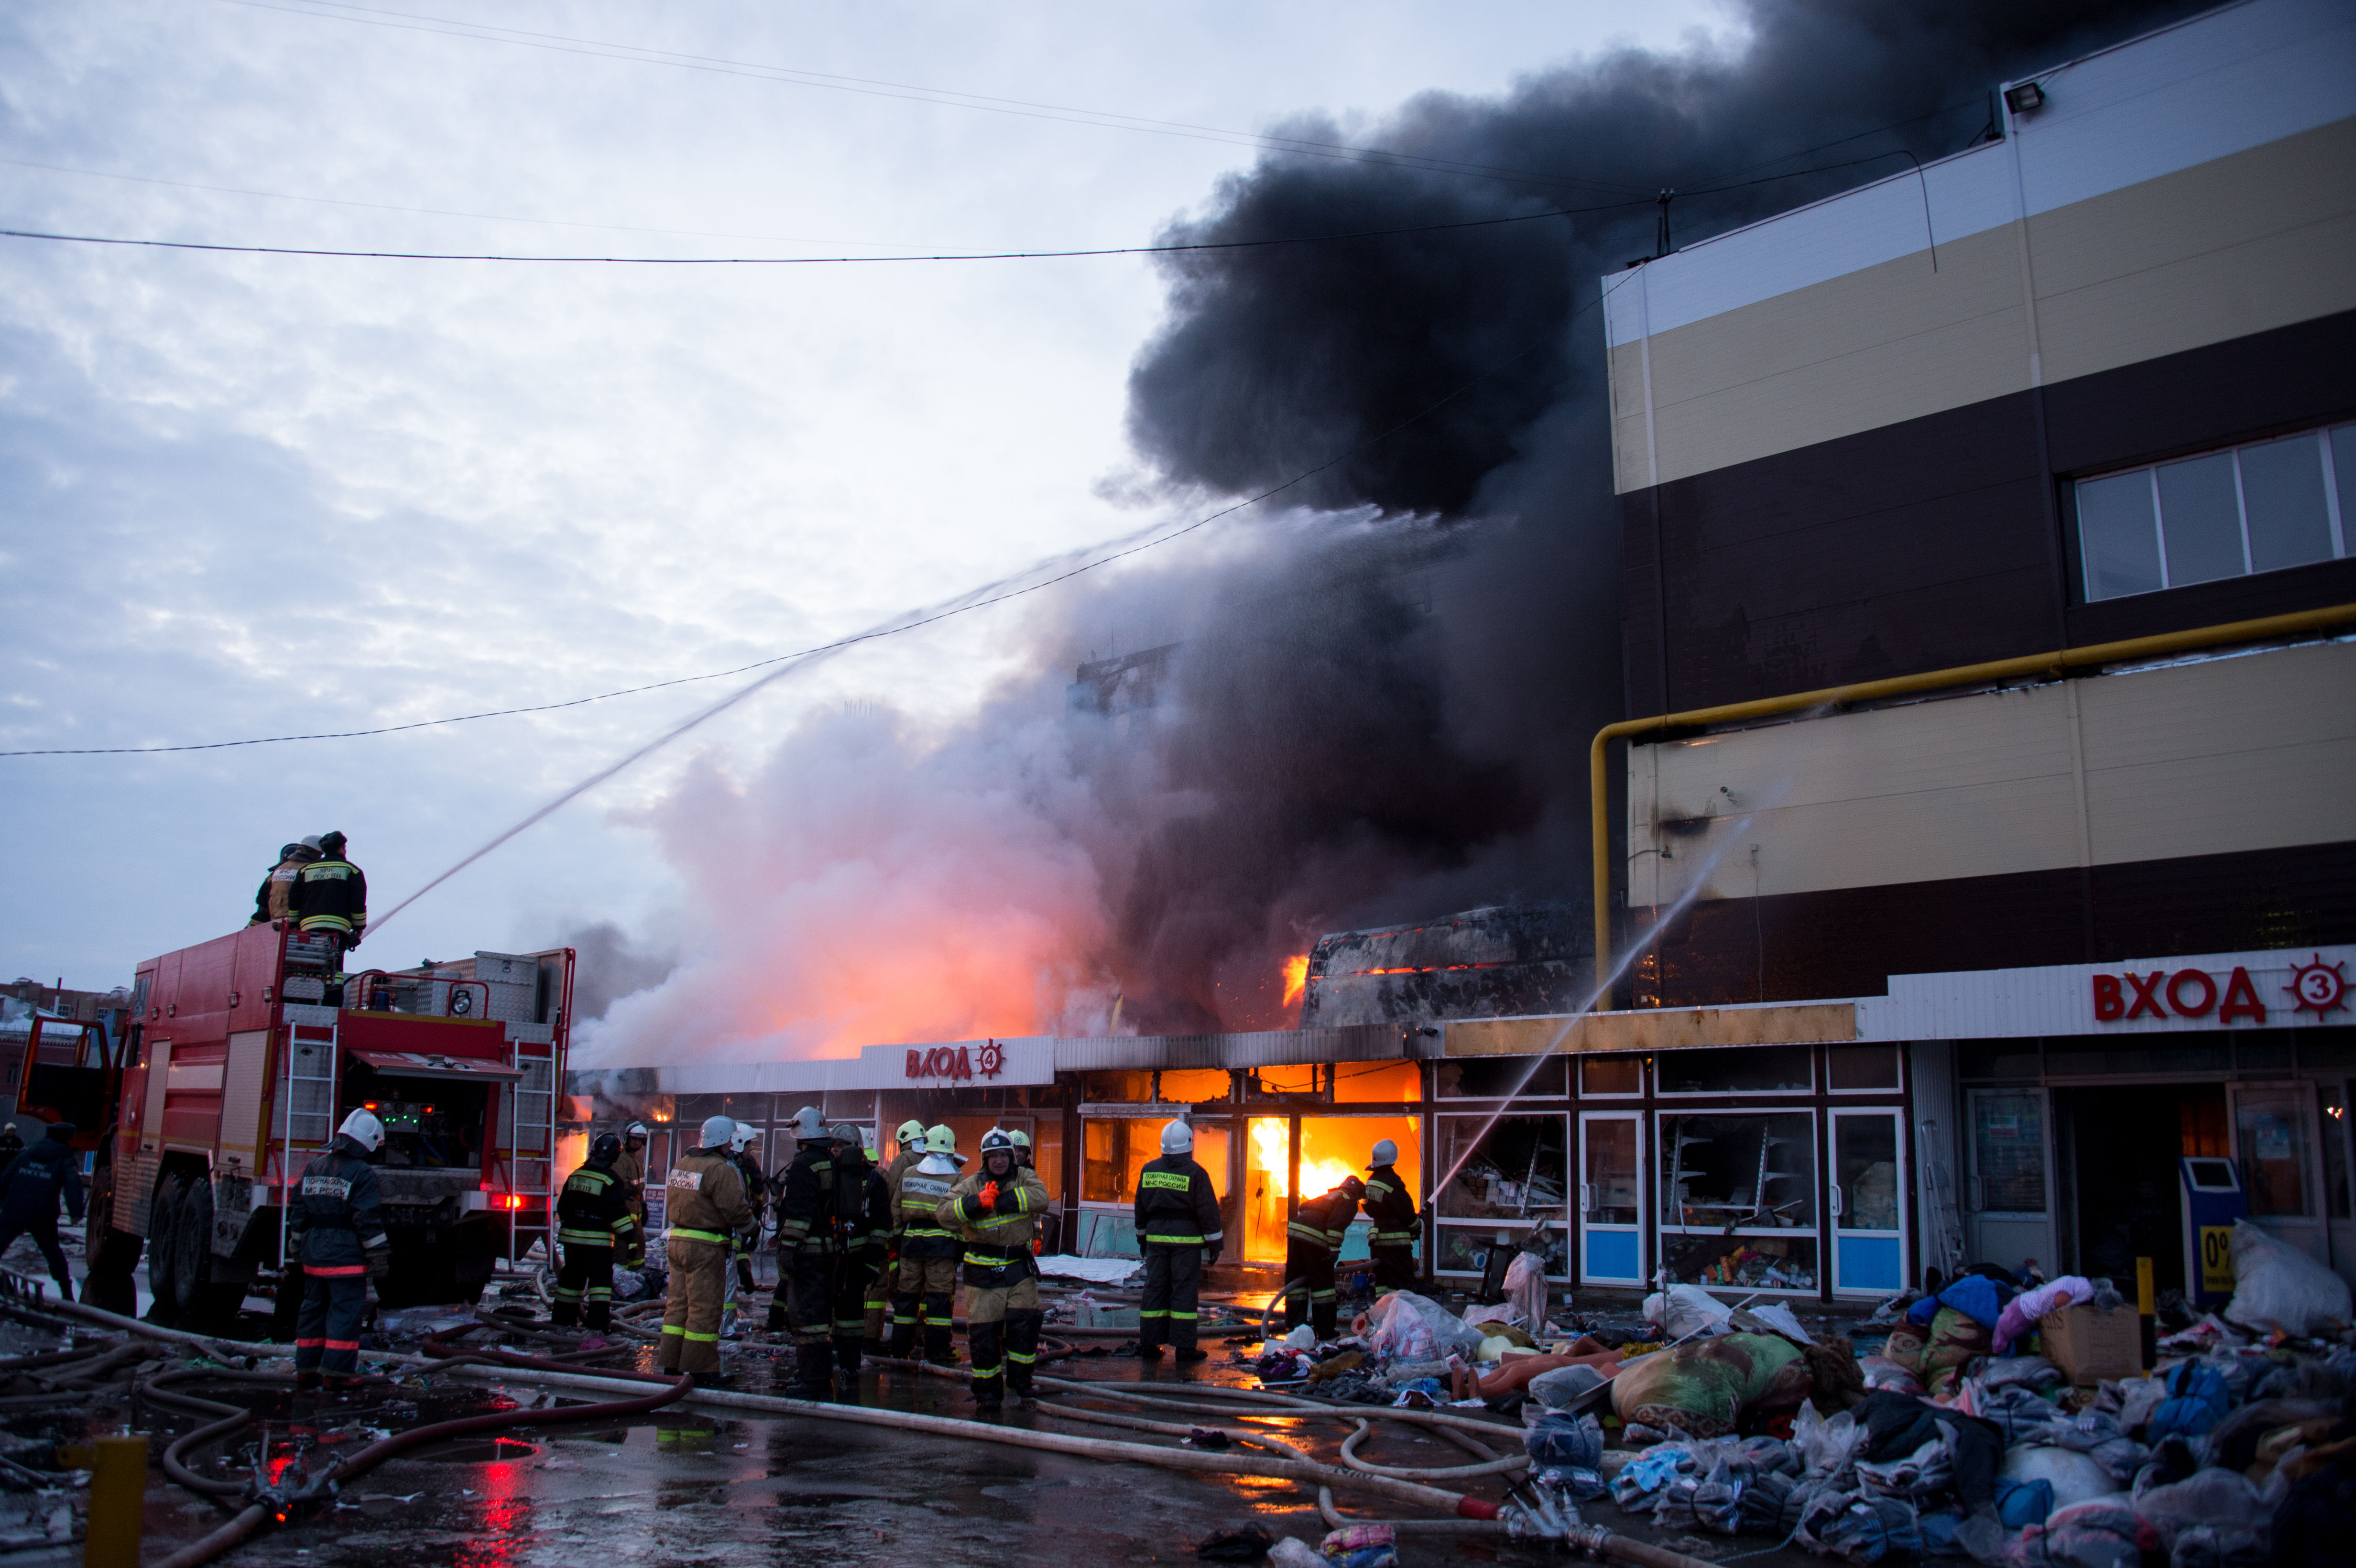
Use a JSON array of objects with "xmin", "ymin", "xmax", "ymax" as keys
[
  {"xmin": 699, "ymin": 1114, "xmax": 736, "ymax": 1148},
  {"xmin": 1161, "ymin": 1118, "xmax": 1193, "ymax": 1155},
  {"xmin": 623, "ymin": 1120, "xmax": 649, "ymax": 1141},
  {"xmin": 788, "ymin": 1105, "xmax": 827, "ymax": 1141},
  {"xmin": 728, "ymin": 1120, "xmax": 758, "ymax": 1153},
  {"xmin": 1370, "ymin": 1139, "xmax": 1399, "ymax": 1167},
  {"xmin": 338, "ymin": 1107, "xmax": 385, "ymax": 1153}
]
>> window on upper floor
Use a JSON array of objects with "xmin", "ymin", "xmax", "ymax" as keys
[{"xmin": 2074, "ymin": 424, "xmax": 2353, "ymax": 601}]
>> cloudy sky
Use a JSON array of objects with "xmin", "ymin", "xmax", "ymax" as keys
[{"xmin": 0, "ymin": 0, "xmax": 1728, "ymax": 995}]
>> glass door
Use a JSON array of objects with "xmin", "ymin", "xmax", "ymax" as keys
[
  {"xmin": 1830, "ymin": 1108, "xmax": 1907, "ymax": 1296},
  {"xmin": 1964, "ymin": 1089, "xmax": 2051, "ymax": 1276},
  {"xmin": 2231, "ymin": 1082, "xmax": 2328, "ymax": 1264},
  {"xmin": 1577, "ymin": 1111, "xmax": 1645, "ymax": 1286}
]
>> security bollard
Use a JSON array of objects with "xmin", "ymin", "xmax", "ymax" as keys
[{"xmin": 83, "ymin": 1434, "xmax": 147, "ymax": 1568}]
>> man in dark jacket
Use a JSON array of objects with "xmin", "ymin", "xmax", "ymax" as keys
[
  {"xmin": 1361, "ymin": 1139, "xmax": 1419, "ymax": 1297},
  {"xmin": 828, "ymin": 1126, "xmax": 892, "ymax": 1384},
  {"xmin": 554, "ymin": 1133, "xmax": 643, "ymax": 1334},
  {"xmin": 1283, "ymin": 1175, "xmax": 1363, "ymax": 1339},
  {"xmin": 1134, "ymin": 1118, "xmax": 1222, "ymax": 1362},
  {"xmin": 249, "ymin": 838, "xmax": 322, "ymax": 926},
  {"xmin": 770, "ymin": 1106, "xmax": 840, "ymax": 1394},
  {"xmin": 0, "ymin": 1123, "xmax": 84, "ymax": 1300},
  {"xmin": 290, "ymin": 1108, "xmax": 391, "ymax": 1390},
  {"xmin": 289, "ymin": 831, "xmax": 367, "ymax": 965}
]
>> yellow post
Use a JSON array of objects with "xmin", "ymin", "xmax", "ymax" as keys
[
  {"xmin": 2135, "ymin": 1256, "xmax": 2155, "ymax": 1317},
  {"xmin": 2136, "ymin": 1256, "xmax": 2158, "ymax": 1371},
  {"xmin": 82, "ymin": 1434, "xmax": 147, "ymax": 1568}
]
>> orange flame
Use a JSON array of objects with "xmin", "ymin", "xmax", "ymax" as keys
[
  {"xmin": 1248, "ymin": 1117, "xmax": 1356, "ymax": 1201},
  {"xmin": 1280, "ymin": 953, "xmax": 1309, "ymax": 1008}
]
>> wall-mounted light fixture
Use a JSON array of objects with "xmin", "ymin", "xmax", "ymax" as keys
[{"xmin": 2003, "ymin": 81, "xmax": 2047, "ymax": 117}]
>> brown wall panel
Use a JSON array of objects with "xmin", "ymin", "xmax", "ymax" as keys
[{"xmin": 1634, "ymin": 840, "xmax": 2356, "ymax": 1009}]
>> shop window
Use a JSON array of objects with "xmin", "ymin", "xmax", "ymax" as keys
[
  {"xmin": 1158, "ymin": 1068, "xmax": 1232, "ymax": 1104},
  {"xmin": 1827, "ymin": 1045, "xmax": 1900, "ymax": 1092},
  {"xmin": 1237, "ymin": 1116, "xmax": 1417, "ymax": 1263},
  {"xmin": 1658, "ymin": 1110, "xmax": 1818, "ymax": 1293},
  {"xmin": 1974, "ymin": 1093, "xmax": 2046, "ymax": 1213},
  {"xmin": 2042, "ymin": 1042, "xmax": 2228, "ymax": 1078},
  {"xmin": 1435, "ymin": 1225, "xmax": 1566, "ymax": 1278},
  {"xmin": 1657, "ymin": 1046, "xmax": 1812, "ymax": 1096},
  {"xmin": 1334, "ymin": 1060, "xmax": 1421, "ymax": 1102},
  {"xmin": 2236, "ymin": 1089, "xmax": 2316, "ymax": 1218},
  {"xmin": 1083, "ymin": 1071, "xmax": 1155, "ymax": 1103},
  {"xmin": 2323, "ymin": 1085, "xmax": 2351, "ymax": 1221},
  {"xmin": 1082, "ymin": 1118, "xmax": 1155, "ymax": 1204},
  {"xmin": 1244, "ymin": 1117, "xmax": 1289, "ymax": 1260},
  {"xmin": 1579, "ymin": 1055, "xmax": 1642, "ymax": 1096},
  {"xmin": 2179, "ymin": 1097, "xmax": 2228, "ymax": 1159},
  {"xmin": 1434, "ymin": 1114, "xmax": 1567, "ymax": 1222},
  {"xmin": 1249, "ymin": 1064, "xmax": 1321, "ymax": 1097},
  {"xmin": 1029, "ymin": 1118, "xmax": 1067, "ymax": 1207},
  {"xmin": 2074, "ymin": 423, "xmax": 2352, "ymax": 602},
  {"xmin": 1436, "ymin": 1056, "xmax": 1565, "ymax": 1099}
]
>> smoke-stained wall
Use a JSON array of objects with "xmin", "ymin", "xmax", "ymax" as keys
[{"xmin": 577, "ymin": 0, "xmax": 2206, "ymax": 1062}]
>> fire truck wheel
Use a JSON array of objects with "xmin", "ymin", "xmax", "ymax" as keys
[
  {"xmin": 144, "ymin": 1174, "xmax": 184, "ymax": 1324},
  {"xmin": 170, "ymin": 1176, "xmax": 214, "ymax": 1323},
  {"xmin": 80, "ymin": 1164, "xmax": 142, "ymax": 1318}
]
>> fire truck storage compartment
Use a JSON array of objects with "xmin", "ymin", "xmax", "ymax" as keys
[{"xmin": 340, "ymin": 1050, "xmax": 518, "ymax": 1307}]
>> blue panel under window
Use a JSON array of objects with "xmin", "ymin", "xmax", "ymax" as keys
[
  {"xmin": 1838, "ymin": 1236, "xmax": 1903, "ymax": 1292},
  {"xmin": 1585, "ymin": 1229, "xmax": 1640, "ymax": 1280}
]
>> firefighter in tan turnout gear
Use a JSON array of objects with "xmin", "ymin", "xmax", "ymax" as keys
[
  {"xmin": 889, "ymin": 1125, "xmax": 962, "ymax": 1363},
  {"xmin": 936, "ymin": 1128, "xmax": 1049, "ymax": 1413},
  {"xmin": 658, "ymin": 1115, "xmax": 752, "ymax": 1382}
]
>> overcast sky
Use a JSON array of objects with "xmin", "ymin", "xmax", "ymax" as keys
[{"xmin": 0, "ymin": 0, "xmax": 1727, "ymax": 994}]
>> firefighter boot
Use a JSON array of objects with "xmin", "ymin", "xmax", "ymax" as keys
[
  {"xmin": 1005, "ymin": 1309, "xmax": 1042, "ymax": 1405},
  {"xmin": 922, "ymin": 1293, "xmax": 957, "ymax": 1365},
  {"xmin": 968, "ymin": 1320, "xmax": 1003, "ymax": 1414},
  {"xmin": 833, "ymin": 1333, "xmax": 864, "ymax": 1389},
  {"xmin": 886, "ymin": 1304, "xmax": 918, "ymax": 1361},
  {"xmin": 782, "ymin": 1339, "xmax": 833, "ymax": 1401}
]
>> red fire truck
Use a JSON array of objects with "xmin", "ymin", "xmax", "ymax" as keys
[{"xmin": 56, "ymin": 924, "xmax": 572, "ymax": 1331}]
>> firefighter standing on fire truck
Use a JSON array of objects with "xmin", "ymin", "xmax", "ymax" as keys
[
  {"xmin": 889, "ymin": 1125, "xmax": 960, "ymax": 1363},
  {"xmin": 1282, "ymin": 1174, "xmax": 1364, "ymax": 1340},
  {"xmin": 772, "ymin": 1106, "xmax": 840, "ymax": 1395},
  {"xmin": 657, "ymin": 1115, "xmax": 751, "ymax": 1383},
  {"xmin": 936, "ymin": 1129, "xmax": 1049, "ymax": 1414},
  {"xmin": 289, "ymin": 1108, "xmax": 391, "ymax": 1390},
  {"xmin": 1362, "ymin": 1139, "xmax": 1418, "ymax": 1297},
  {"xmin": 553, "ymin": 1133, "xmax": 643, "ymax": 1333},
  {"xmin": 1133, "ymin": 1118, "xmax": 1222, "ymax": 1361},
  {"xmin": 249, "ymin": 839, "xmax": 321, "ymax": 926},
  {"xmin": 289, "ymin": 831, "xmax": 367, "ymax": 962}
]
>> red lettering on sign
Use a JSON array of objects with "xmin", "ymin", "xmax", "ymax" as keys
[
  {"xmin": 953, "ymin": 1045, "xmax": 973, "ymax": 1081},
  {"xmin": 2218, "ymin": 967, "xmax": 2267, "ymax": 1024},
  {"xmin": 2124, "ymin": 970, "xmax": 2168, "ymax": 1020},
  {"xmin": 2092, "ymin": 974, "xmax": 2124, "ymax": 1021},
  {"xmin": 905, "ymin": 1049, "xmax": 922, "ymax": 1078},
  {"xmin": 2167, "ymin": 969, "xmax": 2217, "ymax": 1018}
]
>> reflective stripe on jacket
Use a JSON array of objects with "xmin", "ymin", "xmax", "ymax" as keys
[
  {"xmin": 663, "ymin": 1147, "xmax": 751, "ymax": 1242},
  {"xmin": 1132, "ymin": 1153, "xmax": 1222, "ymax": 1250},
  {"xmin": 556, "ymin": 1162, "xmax": 640, "ymax": 1248},
  {"xmin": 1362, "ymin": 1165, "xmax": 1418, "ymax": 1245}
]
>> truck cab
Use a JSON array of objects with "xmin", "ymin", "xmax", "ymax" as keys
[{"xmin": 82, "ymin": 925, "xmax": 571, "ymax": 1330}]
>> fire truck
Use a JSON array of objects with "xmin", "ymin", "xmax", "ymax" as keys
[{"xmin": 44, "ymin": 924, "xmax": 572, "ymax": 1331}]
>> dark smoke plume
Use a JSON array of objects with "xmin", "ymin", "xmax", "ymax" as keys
[{"xmin": 1094, "ymin": 0, "xmax": 2204, "ymax": 1031}]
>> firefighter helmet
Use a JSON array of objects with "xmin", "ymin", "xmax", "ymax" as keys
[
  {"xmin": 1008, "ymin": 1129, "xmax": 1032, "ymax": 1149},
  {"xmin": 1161, "ymin": 1119, "xmax": 1193, "ymax": 1154},
  {"xmin": 980, "ymin": 1128, "xmax": 1015, "ymax": 1154},
  {"xmin": 728, "ymin": 1121, "xmax": 759, "ymax": 1153},
  {"xmin": 1340, "ymin": 1174, "xmax": 1366, "ymax": 1200},
  {"xmin": 787, "ymin": 1105, "xmax": 827, "ymax": 1140},
  {"xmin": 896, "ymin": 1118, "xmax": 927, "ymax": 1148},
  {"xmin": 338, "ymin": 1107, "xmax": 385, "ymax": 1153},
  {"xmin": 623, "ymin": 1120, "xmax": 649, "ymax": 1142},
  {"xmin": 590, "ymin": 1132, "xmax": 622, "ymax": 1166},
  {"xmin": 829, "ymin": 1122, "xmax": 864, "ymax": 1152},
  {"xmin": 1369, "ymin": 1138, "xmax": 1399, "ymax": 1167},
  {"xmin": 699, "ymin": 1114, "xmax": 736, "ymax": 1149},
  {"xmin": 923, "ymin": 1124, "xmax": 957, "ymax": 1154}
]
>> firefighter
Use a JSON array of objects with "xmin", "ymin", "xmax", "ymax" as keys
[
  {"xmin": 289, "ymin": 831, "xmax": 368, "ymax": 966},
  {"xmin": 889, "ymin": 1125, "xmax": 960, "ymax": 1363},
  {"xmin": 1133, "ymin": 1119, "xmax": 1222, "ymax": 1362},
  {"xmin": 720, "ymin": 1120, "xmax": 764, "ymax": 1337},
  {"xmin": 289, "ymin": 1109, "xmax": 391, "ymax": 1390},
  {"xmin": 657, "ymin": 1115, "xmax": 752, "ymax": 1384},
  {"xmin": 553, "ymin": 1132, "xmax": 643, "ymax": 1333},
  {"xmin": 1282, "ymin": 1173, "xmax": 1364, "ymax": 1340},
  {"xmin": 0, "ymin": 1122, "xmax": 84, "ymax": 1301},
  {"xmin": 0, "ymin": 1124, "xmax": 21, "ymax": 1162},
  {"xmin": 936, "ymin": 1128, "xmax": 1049, "ymax": 1413},
  {"xmin": 868, "ymin": 1119, "xmax": 925, "ymax": 1355},
  {"xmin": 771, "ymin": 1106, "xmax": 840, "ymax": 1394},
  {"xmin": 829, "ymin": 1124, "xmax": 892, "ymax": 1384},
  {"xmin": 248, "ymin": 839, "xmax": 321, "ymax": 926},
  {"xmin": 1362, "ymin": 1139, "xmax": 1418, "ymax": 1297},
  {"xmin": 612, "ymin": 1119, "xmax": 655, "ymax": 1292}
]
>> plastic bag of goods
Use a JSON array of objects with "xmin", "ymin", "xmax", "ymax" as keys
[
  {"xmin": 2001, "ymin": 1498, "xmax": 2147, "ymax": 1568},
  {"xmin": 1644, "ymin": 1282, "xmax": 1734, "ymax": 1339},
  {"xmin": 1525, "ymin": 1362, "xmax": 1608, "ymax": 1410},
  {"xmin": 2131, "ymin": 1469, "xmax": 2268, "ymax": 1565},
  {"xmin": 1319, "ymin": 1524, "xmax": 1397, "ymax": 1568},
  {"xmin": 2224, "ymin": 1218, "xmax": 2352, "ymax": 1336},
  {"xmin": 1524, "ymin": 1411, "xmax": 1603, "ymax": 1469},
  {"xmin": 1363, "ymin": 1291, "xmax": 1485, "ymax": 1362},
  {"xmin": 1999, "ymin": 1445, "xmax": 2121, "ymax": 1511}
]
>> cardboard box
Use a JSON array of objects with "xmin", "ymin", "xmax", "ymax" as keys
[{"xmin": 2039, "ymin": 1302, "xmax": 2141, "ymax": 1385}]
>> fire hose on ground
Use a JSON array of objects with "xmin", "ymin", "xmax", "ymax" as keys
[{"xmin": 36, "ymin": 1295, "xmax": 1716, "ymax": 1568}]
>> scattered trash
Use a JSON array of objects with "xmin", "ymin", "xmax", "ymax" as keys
[
  {"xmin": 2224, "ymin": 1219, "xmax": 2353, "ymax": 1336},
  {"xmin": 1265, "ymin": 1539, "xmax": 1323, "ymax": 1568},
  {"xmin": 1194, "ymin": 1523, "xmax": 1277, "ymax": 1561}
]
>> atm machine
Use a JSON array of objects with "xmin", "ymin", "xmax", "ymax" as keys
[{"xmin": 2179, "ymin": 1156, "xmax": 2247, "ymax": 1310}]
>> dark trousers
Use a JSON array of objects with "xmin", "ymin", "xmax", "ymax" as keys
[
  {"xmin": 890, "ymin": 1255, "xmax": 957, "ymax": 1361},
  {"xmin": 831, "ymin": 1252, "xmax": 877, "ymax": 1373},
  {"xmin": 1282, "ymin": 1241, "xmax": 1337, "ymax": 1337},
  {"xmin": 0, "ymin": 1218, "xmax": 73, "ymax": 1297},
  {"xmin": 774, "ymin": 1248, "xmax": 834, "ymax": 1345},
  {"xmin": 1139, "ymin": 1242, "xmax": 1203, "ymax": 1351},
  {"xmin": 1371, "ymin": 1243, "xmax": 1416, "ymax": 1296},
  {"xmin": 552, "ymin": 1243, "xmax": 614, "ymax": 1330},
  {"xmin": 294, "ymin": 1270, "xmax": 368, "ymax": 1376}
]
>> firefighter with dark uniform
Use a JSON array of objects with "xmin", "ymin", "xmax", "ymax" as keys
[
  {"xmin": 657, "ymin": 1115, "xmax": 752, "ymax": 1383},
  {"xmin": 865, "ymin": 1118, "xmax": 924, "ymax": 1355},
  {"xmin": 1282, "ymin": 1174, "xmax": 1364, "ymax": 1340},
  {"xmin": 249, "ymin": 839, "xmax": 320, "ymax": 926},
  {"xmin": 772, "ymin": 1106, "xmax": 840, "ymax": 1394},
  {"xmin": 1133, "ymin": 1118, "xmax": 1222, "ymax": 1361},
  {"xmin": 888, "ymin": 1125, "xmax": 960, "ymax": 1363},
  {"xmin": 288, "ymin": 830, "xmax": 367, "ymax": 971},
  {"xmin": 553, "ymin": 1133, "xmax": 643, "ymax": 1332},
  {"xmin": 828, "ymin": 1124, "xmax": 892, "ymax": 1386},
  {"xmin": 1361, "ymin": 1139, "xmax": 1418, "ymax": 1296},
  {"xmin": 937, "ymin": 1129, "xmax": 1049, "ymax": 1413},
  {"xmin": 290, "ymin": 1108, "xmax": 391, "ymax": 1390}
]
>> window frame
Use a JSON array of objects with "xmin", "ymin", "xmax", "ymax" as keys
[{"xmin": 2071, "ymin": 422, "xmax": 2352, "ymax": 603}]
